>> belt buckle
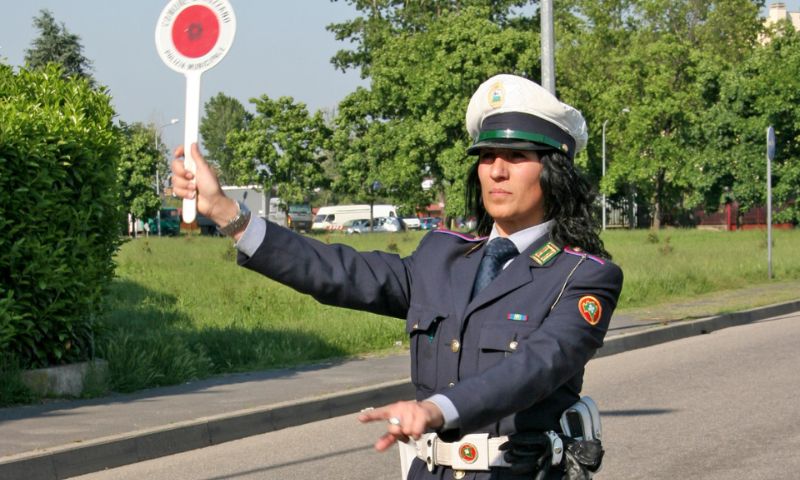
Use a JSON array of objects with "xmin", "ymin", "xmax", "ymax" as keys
[{"xmin": 450, "ymin": 433, "xmax": 490, "ymax": 471}]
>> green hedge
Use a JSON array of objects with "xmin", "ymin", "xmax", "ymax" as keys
[{"xmin": 0, "ymin": 65, "xmax": 120, "ymax": 368}]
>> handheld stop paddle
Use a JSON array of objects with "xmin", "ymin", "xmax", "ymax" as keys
[{"xmin": 155, "ymin": 0, "xmax": 236, "ymax": 223}]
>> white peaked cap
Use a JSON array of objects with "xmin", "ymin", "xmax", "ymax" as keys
[{"xmin": 465, "ymin": 74, "xmax": 588, "ymax": 158}]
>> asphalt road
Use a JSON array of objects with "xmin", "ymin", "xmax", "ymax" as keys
[{"xmin": 71, "ymin": 312, "xmax": 800, "ymax": 480}]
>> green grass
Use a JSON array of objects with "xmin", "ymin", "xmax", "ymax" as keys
[
  {"xmin": 62, "ymin": 228, "xmax": 800, "ymax": 397},
  {"xmin": 96, "ymin": 232, "xmax": 423, "ymax": 393},
  {"xmin": 605, "ymin": 229, "xmax": 800, "ymax": 308}
]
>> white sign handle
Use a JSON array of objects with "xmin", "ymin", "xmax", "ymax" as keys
[
  {"xmin": 182, "ymin": 71, "xmax": 202, "ymax": 224},
  {"xmin": 155, "ymin": 0, "xmax": 236, "ymax": 224}
]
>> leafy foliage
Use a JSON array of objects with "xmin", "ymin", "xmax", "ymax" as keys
[
  {"xmin": 227, "ymin": 96, "xmax": 330, "ymax": 206},
  {"xmin": 0, "ymin": 64, "xmax": 120, "ymax": 368},
  {"xmin": 199, "ymin": 92, "xmax": 252, "ymax": 184},
  {"xmin": 327, "ymin": 0, "xmax": 529, "ymax": 77},
  {"xmin": 331, "ymin": 4, "xmax": 540, "ymax": 216},
  {"xmin": 117, "ymin": 122, "xmax": 162, "ymax": 222},
  {"xmin": 700, "ymin": 21, "xmax": 800, "ymax": 223},
  {"xmin": 558, "ymin": 0, "xmax": 768, "ymax": 227},
  {"xmin": 24, "ymin": 9, "xmax": 94, "ymax": 85}
]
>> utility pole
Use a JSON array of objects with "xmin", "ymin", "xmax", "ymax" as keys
[
  {"xmin": 602, "ymin": 120, "xmax": 608, "ymax": 231},
  {"xmin": 540, "ymin": 0, "xmax": 555, "ymax": 94},
  {"xmin": 154, "ymin": 118, "xmax": 180, "ymax": 236}
]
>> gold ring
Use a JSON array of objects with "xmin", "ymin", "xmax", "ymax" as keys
[{"xmin": 388, "ymin": 416, "xmax": 401, "ymax": 426}]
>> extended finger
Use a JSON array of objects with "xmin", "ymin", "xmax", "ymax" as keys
[
  {"xmin": 374, "ymin": 432, "xmax": 408, "ymax": 452},
  {"xmin": 357, "ymin": 407, "xmax": 392, "ymax": 424}
]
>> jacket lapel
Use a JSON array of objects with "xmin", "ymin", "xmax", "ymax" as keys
[
  {"xmin": 450, "ymin": 240, "xmax": 485, "ymax": 322},
  {"xmin": 463, "ymin": 235, "xmax": 559, "ymax": 319}
]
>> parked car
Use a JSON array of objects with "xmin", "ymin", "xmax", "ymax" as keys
[
  {"xmin": 344, "ymin": 218, "xmax": 371, "ymax": 234},
  {"xmin": 286, "ymin": 203, "xmax": 313, "ymax": 232},
  {"xmin": 375, "ymin": 216, "xmax": 405, "ymax": 232},
  {"xmin": 403, "ymin": 217, "xmax": 421, "ymax": 230},
  {"xmin": 420, "ymin": 217, "xmax": 442, "ymax": 230},
  {"xmin": 147, "ymin": 207, "xmax": 181, "ymax": 236}
]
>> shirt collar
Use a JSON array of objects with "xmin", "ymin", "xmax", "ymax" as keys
[{"xmin": 488, "ymin": 220, "xmax": 554, "ymax": 254}]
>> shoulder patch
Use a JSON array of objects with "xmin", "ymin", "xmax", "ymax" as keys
[
  {"xmin": 564, "ymin": 246, "xmax": 606, "ymax": 265},
  {"xmin": 433, "ymin": 229, "xmax": 486, "ymax": 242},
  {"xmin": 578, "ymin": 295, "xmax": 603, "ymax": 326},
  {"xmin": 530, "ymin": 242, "xmax": 561, "ymax": 266}
]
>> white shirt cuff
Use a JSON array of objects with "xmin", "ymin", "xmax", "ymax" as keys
[
  {"xmin": 425, "ymin": 394, "xmax": 460, "ymax": 430},
  {"xmin": 235, "ymin": 216, "xmax": 267, "ymax": 257}
]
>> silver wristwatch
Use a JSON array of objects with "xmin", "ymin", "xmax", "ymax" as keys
[{"xmin": 217, "ymin": 201, "xmax": 251, "ymax": 237}]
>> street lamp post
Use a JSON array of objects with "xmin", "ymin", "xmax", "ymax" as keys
[
  {"xmin": 601, "ymin": 108, "xmax": 629, "ymax": 231},
  {"xmin": 602, "ymin": 120, "xmax": 609, "ymax": 231},
  {"xmin": 154, "ymin": 118, "xmax": 180, "ymax": 236},
  {"xmin": 540, "ymin": 0, "xmax": 555, "ymax": 94}
]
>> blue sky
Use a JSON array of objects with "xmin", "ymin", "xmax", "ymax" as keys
[
  {"xmin": 1, "ymin": 1, "xmax": 367, "ymax": 147},
  {"xmin": 2, "ymin": 1, "xmax": 795, "ymax": 148}
]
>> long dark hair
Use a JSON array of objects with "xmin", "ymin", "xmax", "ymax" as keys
[{"xmin": 466, "ymin": 149, "xmax": 611, "ymax": 259}]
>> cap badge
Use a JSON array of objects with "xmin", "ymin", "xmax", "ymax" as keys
[
  {"xmin": 530, "ymin": 242, "xmax": 561, "ymax": 266},
  {"xmin": 458, "ymin": 443, "xmax": 479, "ymax": 463},
  {"xmin": 578, "ymin": 295, "xmax": 603, "ymax": 325},
  {"xmin": 487, "ymin": 82, "xmax": 505, "ymax": 108}
]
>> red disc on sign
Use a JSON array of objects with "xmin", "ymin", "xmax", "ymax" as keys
[{"xmin": 171, "ymin": 5, "xmax": 220, "ymax": 58}]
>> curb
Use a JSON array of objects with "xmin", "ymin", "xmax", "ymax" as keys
[
  {"xmin": 0, "ymin": 380, "xmax": 416, "ymax": 480},
  {"xmin": 1, "ymin": 300, "xmax": 798, "ymax": 480},
  {"xmin": 597, "ymin": 299, "xmax": 800, "ymax": 358}
]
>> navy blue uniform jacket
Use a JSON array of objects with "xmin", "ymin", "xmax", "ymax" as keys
[{"xmin": 239, "ymin": 222, "xmax": 623, "ymax": 443}]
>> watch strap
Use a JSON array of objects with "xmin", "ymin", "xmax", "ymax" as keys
[{"xmin": 217, "ymin": 201, "xmax": 251, "ymax": 237}]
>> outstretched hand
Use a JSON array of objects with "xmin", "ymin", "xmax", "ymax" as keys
[{"xmin": 358, "ymin": 400, "xmax": 444, "ymax": 452}]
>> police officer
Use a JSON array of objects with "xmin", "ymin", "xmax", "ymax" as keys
[{"xmin": 171, "ymin": 74, "xmax": 623, "ymax": 479}]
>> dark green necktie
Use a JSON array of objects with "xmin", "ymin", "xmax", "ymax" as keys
[{"xmin": 471, "ymin": 237, "xmax": 518, "ymax": 299}]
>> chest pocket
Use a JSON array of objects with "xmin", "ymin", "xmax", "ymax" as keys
[
  {"xmin": 406, "ymin": 305, "xmax": 448, "ymax": 392},
  {"xmin": 477, "ymin": 324, "xmax": 531, "ymax": 373}
]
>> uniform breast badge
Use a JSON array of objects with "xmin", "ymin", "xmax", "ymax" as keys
[{"xmin": 578, "ymin": 295, "xmax": 603, "ymax": 325}]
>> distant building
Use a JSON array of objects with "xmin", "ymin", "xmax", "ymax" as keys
[{"xmin": 764, "ymin": 3, "xmax": 800, "ymax": 32}]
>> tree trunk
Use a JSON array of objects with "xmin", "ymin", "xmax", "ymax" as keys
[
  {"xmin": 626, "ymin": 185, "xmax": 636, "ymax": 229},
  {"xmin": 652, "ymin": 170, "xmax": 665, "ymax": 229}
]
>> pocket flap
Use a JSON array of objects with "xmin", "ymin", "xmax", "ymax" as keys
[
  {"xmin": 406, "ymin": 305, "xmax": 448, "ymax": 333},
  {"xmin": 478, "ymin": 326, "xmax": 519, "ymax": 352}
]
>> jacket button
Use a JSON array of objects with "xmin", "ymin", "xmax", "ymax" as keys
[
  {"xmin": 448, "ymin": 382, "xmax": 456, "ymax": 388},
  {"xmin": 450, "ymin": 340, "xmax": 461, "ymax": 353},
  {"xmin": 453, "ymin": 471, "xmax": 466, "ymax": 479},
  {"xmin": 412, "ymin": 323, "xmax": 419, "ymax": 329},
  {"xmin": 509, "ymin": 341, "xmax": 519, "ymax": 351}
]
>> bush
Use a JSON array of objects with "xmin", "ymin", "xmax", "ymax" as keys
[{"xmin": 0, "ymin": 65, "xmax": 120, "ymax": 368}]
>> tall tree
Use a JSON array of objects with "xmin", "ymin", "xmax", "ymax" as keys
[
  {"xmin": 117, "ymin": 122, "xmax": 161, "ymax": 226},
  {"xmin": 328, "ymin": 0, "xmax": 528, "ymax": 77},
  {"xmin": 227, "ymin": 96, "xmax": 330, "ymax": 213},
  {"xmin": 332, "ymin": 4, "xmax": 540, "ymax": 218},
  {"xmin": 700, "ymin": 21, "xmax": 800, "ymax": 223},
  {"xmin": 24, "ymin": 9, "xmax": 94, "ymax": 84},
  {"xmin": 199, "ymin": 93, "xmax": 252, "ymax": 185},
  {"xmin": 558, "ymin": 0, "xmax": 763, "ymax": 228}
]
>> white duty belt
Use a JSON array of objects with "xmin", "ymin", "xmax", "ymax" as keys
[
  {"xmin": 414, "ymin": 433, "xmax": 512, "ymax": 471},
  {"xmin": 409, "ymin": 431, "xmax": 564, "ymax": 473}
]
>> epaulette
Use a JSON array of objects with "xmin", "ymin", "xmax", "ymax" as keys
[
  {"xmin": 432, "ymin": 229, "xmax": 486, "ymax": 242},
  {"xmin": 564, "ymin": 246, "xmax": 606, "ymax": 265}
]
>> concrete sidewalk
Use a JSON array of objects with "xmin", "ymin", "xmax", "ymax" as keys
[{"xmin": 1, "ymin": 299, "xmax": 799, "ymax": 480}]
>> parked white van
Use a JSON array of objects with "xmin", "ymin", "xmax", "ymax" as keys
[{"xmin": 312, "ymin": 204, "xmax": 398, "ymax": 231}]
